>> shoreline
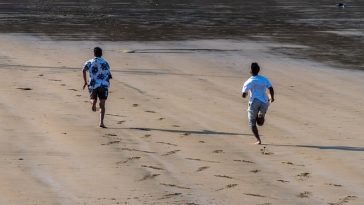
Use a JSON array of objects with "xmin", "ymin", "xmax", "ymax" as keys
[{"xmin": 0, "ymin": 33, "xmax": 363, "ymax": 204}]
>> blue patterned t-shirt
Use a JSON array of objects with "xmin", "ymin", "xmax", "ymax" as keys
[{"xmin": 83, "ymin": 57, "xmax": 112, "ymax": 89}]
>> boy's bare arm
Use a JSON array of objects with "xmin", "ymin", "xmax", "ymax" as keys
[
  {"xmin": 269, "ymin": 87, "xmax": 274, "ymax": 102},
  {"xmin": 82, "ymin": 69, "xmax": 88, "ymax": 89}
]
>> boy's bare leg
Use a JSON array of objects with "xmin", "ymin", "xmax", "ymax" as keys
[
  {"xmin": 251, "ymin": 126, "xmax": 262, "ymax": 145},
  {"xmin": 99, "ymin": 99, "xmax": 106, "ymax": 128},
  {"xmin": 91, "ymin": 98, "xmax": 97, "ymax": 112}
]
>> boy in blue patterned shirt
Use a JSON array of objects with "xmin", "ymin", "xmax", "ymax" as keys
[{"xmin": 82, "ymin": 47, "xmax": 112, "ymax": 128}]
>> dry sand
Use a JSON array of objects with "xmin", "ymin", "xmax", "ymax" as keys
[{"xmin": 0, "ymin": 34, "xmax": 363, "ymax": 205}]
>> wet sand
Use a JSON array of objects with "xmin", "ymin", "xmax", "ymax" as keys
[
  {"xmin": 1, "ymin": 1, "xmax": 364, "ymax": 69},
  {"xmin": 0, "ymin": 34, "xmax": 363, "ymax": 204}
]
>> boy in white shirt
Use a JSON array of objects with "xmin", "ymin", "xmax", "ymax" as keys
[{"xmin": 242, "ymin": 62, "xmax": 274, "ymax": 145}]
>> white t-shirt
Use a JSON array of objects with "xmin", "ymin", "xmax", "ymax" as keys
[
  {"xmin": 242, "ymin": 75, "xmax": 272, "ymax": 104},
  {"xmin": 83, "ymin": 57, "xmax": 112, "ymax": 89}
]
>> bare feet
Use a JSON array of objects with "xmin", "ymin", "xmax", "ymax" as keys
[
  {"xmin": 90, "ymin": 100, "xmax": 97, "ymax": 112},
  {"xmin": 254, "ymin": 141, "xmax": 262, "ymax": 145},
  {"xmin": 99, "ymin": 124, "xmax": 107, "ymax": 128}
]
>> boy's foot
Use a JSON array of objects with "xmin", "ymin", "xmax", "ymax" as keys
[
  {"xmin": 99, "ymin": 124, "xmax": 107, "ymax": 128},
  {"xmin": 254, "ymin": 141, "xmax": 262, "ymax": 145},
  {"xmin": 92, "ymin": 105, "xmax": 97, "ymax": 112}
]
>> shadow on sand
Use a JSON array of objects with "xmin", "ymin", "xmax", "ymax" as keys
[
  {"xmin": 110, "ymin": 127, "xmax": 252, "ymax": 136},
  {"xmin": 269, "ymin": 144, "xmax": 364, "ymax": 152}
]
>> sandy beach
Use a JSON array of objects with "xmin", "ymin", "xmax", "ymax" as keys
[{"xmin": 0, "ymin": 34, "xmax": 363, "ymax": 205}]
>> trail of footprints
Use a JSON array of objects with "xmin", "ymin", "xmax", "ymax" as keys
[{"xmin": 100, "ymin": 103, "xmax": 356, "ymax": 204}]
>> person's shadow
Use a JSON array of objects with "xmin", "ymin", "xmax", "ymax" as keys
[
  {"xmin": 268, "ymin": 144, "xmax": 364, "ymax": 152},
  {"xmin": 109, "ymin": 127, "xmax": 252, "ymax": 136}
]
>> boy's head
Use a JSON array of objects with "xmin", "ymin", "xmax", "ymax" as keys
[
  {"xmin": 250, "ymin": 62, "xmax": 260, "ymax": 76},
  {"xmin": 94, "ymin": 47, "xmax": 103, "ymax": 57}
]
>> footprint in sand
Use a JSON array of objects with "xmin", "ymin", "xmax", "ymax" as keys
[
  {"xmin": 17, "ymin": 87, "xmax": 32, "ymax": 91},
  {"xmin": 214, "ymin": 175, "xmax": 233, "ymax": 179},
  {"xmin": 101, "ymin": 141, "xmax": 120, "ymax": 145},
  {"xmin": 145, "ymin": 110, "xmax": 156, "ymax": 113},
  {"xmin": 282, "ymin": 161, "xmax": 304, "ymax": 166},
  {"xmin": 133, "ymin": 104, "xmax": 139, "ymax": 107},
  {"xmin": 158, "ymin": 193, "xmax": 182, "ymax": 200},
  {"xmin": 161, "ymin": 150, "xmax": 181, "ymax": 156},
  {"xmin": 121, "ymin": 147, "xmax": 156, "ymax": 154},
  {"xmin": 156, "ymin": 141, "xmax": 178, "ymax": 147},
  {"xmin": 141, "ymin": 165, "xmax": 164, "ymax": 170},
  {"xmin": 76, "ymin": 94, "xmax": 81, "ymax": 97},
  {"xmin": 172, "ymin": 125, "xmax": 180, "ymax": 128},
  {"xmin": 250, "ymin": 169, "xmax": 261, "ymax": 173},
  {"xmin": 244, "ymin": 193, "xmax": 266, "ymax": 198},
  {"xmin": 216, "ymin": 184, "xmax": 238, "ymax": 191},
  {"xmin": 233, "ymin": 159, "xmax": 255, "ymax": 164},
  {"xmin": 296, "ymin": 172, "xmax": 311, "ymax": 181},
  {"xmin": 277, "ymin": 179, "xmax": 289, "ymax": 183},
  {"xmin": 196, "ymin": 166, "xmax": 210, "ymax": 172},
  {"xmin": 327, "ymin": 183, "xmax": 343, "ymax": 187},
  {"xmin": 117, "ymin": 120, "xmax": 125, "ymax": 124},
  {"xmin": 212, "ymin": 150, "xmax": 224, "ymax": 154},
  {"xmin": 139, "ymin": 173, "xmax": 160, "ymax": 181},
  {"xmin": 185, "ymin": 158, "xmax": 220, "ymax": 163},
  {"xmin": 199, "ymin": 141, "xmax": 205, "ymax": 143},
  {"xmin": 142, "ymin": 134, "xmax": 152, "ymax": 138},
  {"xmin": 158, "ymin": 117, "xmax": 165, "ymax": 120},
  {"xmin": 296, "ymin": 191, "xmax": 311, "ymax": 198},
  {"xmin": 104, "ymin": 133, "xmax": 117, "ymax": 137},
  {"xmin": 68, "ymin": 88, "xmax": 78, "ymax": 91},
  {"xmin": 260, "ymin": 146, "xmax": 274, "ymax": 155},
  {"xmin": 329, "ymin": 196, "xmax": 357, "ymax": 205},
  {"xmin": 160, "ymin": 183, "xmax": 190, "ymax": 190},
  {"xmin": 117, "ymin": 156, "xmax": 141, "ymax": 164}
]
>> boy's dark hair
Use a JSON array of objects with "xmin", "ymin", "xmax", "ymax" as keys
[
  {"xmin": 251, "ymin": 62, "xmax": 260, "ymax": 75},
  {"xmin": 94, "ymin": 47, "xmax": 102, "ymax": 57}
]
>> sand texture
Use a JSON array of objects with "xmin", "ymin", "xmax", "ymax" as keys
[{"xmin": 0, "ymin": 34, "xmax": 363, "ymax": 205}]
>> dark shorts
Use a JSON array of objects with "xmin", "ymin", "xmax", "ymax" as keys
[{"xmin": 89, "ymin": 86, "xmax": 108, "ymax": 100}]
